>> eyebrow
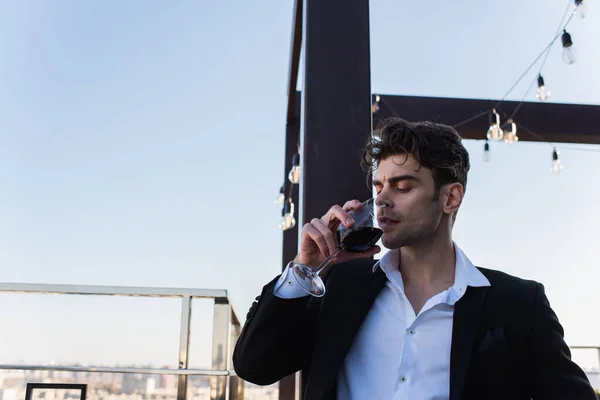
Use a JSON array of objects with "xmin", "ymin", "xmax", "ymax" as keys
[{"xmin": 372, "ymin": 174, "xmax": 420, "ymax": 187}]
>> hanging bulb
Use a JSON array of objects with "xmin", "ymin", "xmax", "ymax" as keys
[
  {"xmin": 279, "ymin": 201, "xmax": 296, "ymax": 231},
  {"xmin": 275, "ymin": 186, "xmax": 285, "ymax": 205},
  {"xmin": 575, "ymin": 0, "xmax": 587, "ymax": 18},
  {"xmin": 486, "ymin": 109, "xmax": 504, "ymax": 141},
  {"xmin": 288, "ymin": 153, "xmax": 300, "ymax": 184},
  {"xmin": 483, "ymin": 141, "xmax": 491, "ymax": 162},
  {"xmin": 502, "ymin": 120, "xmax": 519, "ymax": 144},
  {"xmin": 536, "ymin": 74, "xmax": 551, "ymax": 102},
  {"xmin": 561, "ymin": 30, "xmax": 577, "ymax": 65},
  {"xmin": 371, "ymin": 95, "xmax": 381, "ymax": 113},
  {"xmin": 551, "ymin": 149, "xmax": 563, "ymax": 174}
]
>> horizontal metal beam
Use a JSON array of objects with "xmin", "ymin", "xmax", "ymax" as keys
[
  {"xmin": 374, "ymin": 94, "xmax": 600, "ymax": 145},
  {"xmin": 0, "ymin": 282, "xmax": 228, "ymax": 300},
  {"xmin": 0, "ymin": 364, "xmax": 237, "ymax": 376}
]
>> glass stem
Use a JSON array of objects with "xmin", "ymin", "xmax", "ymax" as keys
[{"xmin": 314, "ymin": 246, "xmax": 343, "ymax": 275}]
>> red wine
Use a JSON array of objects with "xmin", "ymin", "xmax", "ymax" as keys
[{"xmin": 340, "ymin": 227, "xmax": 383, "ymax": 253}]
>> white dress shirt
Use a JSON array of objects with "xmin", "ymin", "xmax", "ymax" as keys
[{"xmin": 273, "ymin": 243, "xmax": 491, "ymax": 400}]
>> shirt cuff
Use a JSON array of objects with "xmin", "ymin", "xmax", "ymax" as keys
[{"xmin": 273, "ymin": 263, "xmax": 310, "ymax": 299}]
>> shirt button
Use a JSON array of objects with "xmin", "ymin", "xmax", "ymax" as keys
[
  {"xmin": 408, "ymin": 329, "xmax": 416, "ymax": 335},
  {"xmin": 400, "ymin": 376, "xmax": 407, "ymax": 383}
]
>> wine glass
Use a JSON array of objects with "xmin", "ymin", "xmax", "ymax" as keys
[{"xmin": 290, "ymin": 198, "xmax": 383, "ymax": 297}]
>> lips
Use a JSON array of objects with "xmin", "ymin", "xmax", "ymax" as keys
[{"xmin": 377, "ymin": 217, "xmax": 398, "ymax": 231}]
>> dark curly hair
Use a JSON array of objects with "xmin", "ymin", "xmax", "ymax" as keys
[{"xmin": 362, "ymin": 117, "xmax": 470, "ymax": 200}]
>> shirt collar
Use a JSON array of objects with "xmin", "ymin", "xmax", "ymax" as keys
[{"xmin": 372, "ymin": 242, "xmax": 490, "ymax": 305}]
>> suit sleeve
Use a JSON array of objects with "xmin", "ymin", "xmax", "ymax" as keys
[
  {"xmin": 232, "ymin": 274, "xmax": 320, "ymax": 385},
  {"xmin": 530, "ymin": 283, "xmax": 597, "ymax": 399}
]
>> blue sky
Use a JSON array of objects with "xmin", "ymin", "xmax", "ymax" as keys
[{"xmin": 1, "ymin": 0, "xmax": 599, "ymax": 372}]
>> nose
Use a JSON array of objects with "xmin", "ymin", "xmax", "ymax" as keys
[
  {"xmin": 378, "ymin": 201, "xmax": 388, "ymax": 208},
  {"xmin": 375, "ymin": 194, "xmax": 392, "ymax": 209}
]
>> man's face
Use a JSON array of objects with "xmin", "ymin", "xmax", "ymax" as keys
[{"xmin": 373, "ymin": 154, "xmax": 447, "ymax": 250}]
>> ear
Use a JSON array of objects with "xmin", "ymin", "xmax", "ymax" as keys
[{"xmin": 443, "ymin": 183, "xmax": 464, "ymax": 215}]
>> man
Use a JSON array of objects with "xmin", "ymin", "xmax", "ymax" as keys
[{"xmin": 233, "ymin": 118, "xmax": 596, "ymax": 399}]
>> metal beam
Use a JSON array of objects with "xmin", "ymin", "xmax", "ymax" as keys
[
  {"xmin": 286, "ymin": 0, "xmax": 303, "ymax": 124},
  {"xmin": 210, "ymin": 298, "xmax": 230, "ymax": 400},
  {"xmin": 298, "ymin": 0, "xmax": 373, "ymax": 394},
  {"xmin": 0, "ymin": 364, "xmax": 232, "ymax": 376},
  {"xmin": 0, "ymin": 281, "xmax": 227, "ymax": 299},
  {"xmin": 176, "ymin": 296, "xmax": 192, "ymax": 400},
  {"xmin": 279, "ymin": 3, "xmax": 304, "ymax": 399},
  {"xmin": 300, "ymin": 0, "xmax": 373, "ymax": 228},
  {"xmin": 374, "ymin": 94, "xmax": 600, "ymax": 145},
  {"xmin": 278, "ymin": 99, "xmax": 301, "ymax": 400}
]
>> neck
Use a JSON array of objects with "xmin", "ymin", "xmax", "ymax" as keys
[{"xmin": 398, "ymin": 232, "xmax": 456, "ymax": 287}]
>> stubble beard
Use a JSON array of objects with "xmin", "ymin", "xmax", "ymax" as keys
[{"xmin": 381, "ymin": 206, "xmax": 443, "ymax": 250}]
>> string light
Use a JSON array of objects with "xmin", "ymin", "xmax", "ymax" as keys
[
  {"xmin": 502, "ymin": 119, "xmax": 519, "ymax": 144},
  {"xmin": 483, "ymin": 141, "xmax": 491, "ymax": 162},
  {"xmin": 279, "ymin": 201, "xmax": 296, "ymax": 231},
  {"xmin": 288, "ymin": 153, "xmax": 301, "ymax": 184},
  {"xmin": 551, "ymin": 148, "xmax": 564, "ymax": 174},
  {"xmin": 575, "ymin": 0, "xmax": 587, "ymax": 18},
  {"xmin": 561, "ymin": 30, "xmax": 577, "ymax": 64},
  {"xmin": 536, "ymin": 74, "xmax": 551, "ymax": 102},
  {"xmin": 275, "ymin": 0, "xmax": 590, "ymax": 222},
  {"xmin": 372, "ymin": 95, "xmax": 381, "ymax": 113},
  {"xmin": 275, "ymin": 186, "xmax": 285, "ymax": 205},
  {"xmin": 486, "ymin": 109, "xmax": 504, "ymax": 141}
]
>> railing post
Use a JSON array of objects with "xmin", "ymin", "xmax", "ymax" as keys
[
  {"xmin": 228, "ymin": 313, "xmax": 244, "ymax": 400},
  {"xmin": 210, "ymin": 298, "xmax": 230, "ymax": 400},
  {"xmin": 177, "ymin": 296, "xmax": 193, "ymax": 400}
]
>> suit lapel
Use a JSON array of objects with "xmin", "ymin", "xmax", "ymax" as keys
[
  {"xmin": 449, "ymin": 285, "xmax": 488, "ymax": 400},
  {"xmin": 309, "ymin": 259, "xmax": 388, "ymax": 398}
]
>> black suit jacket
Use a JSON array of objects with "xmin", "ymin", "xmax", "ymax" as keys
[{"xmin": 233, "ymin": 258, "xmax": 596, "ymax": 400}]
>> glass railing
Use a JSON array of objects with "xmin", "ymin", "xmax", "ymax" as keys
[
  {"xmin": 570, "ymin": 346, "xmax": 600, "ymax": 391},
  {"xmin": 0, "ymin": 282, "xmax": 248, "ymax": 400},
  {"xmin": 1, "ymin": 282, "xmax": 597, "ymax": 398}
]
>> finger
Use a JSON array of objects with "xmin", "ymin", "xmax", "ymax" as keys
[
  {"xmin": 342, "ymin": 199, "xmax": 363, "ymax": 212},
  {"xmin": 311, "ymin": 218, "xmax": 338, "ymax": 256},
  {"xmin": 302, "ymin": 223, "xmax": 330, "ymax": 259},
  {"xmin": 322, "ymin": 204, "xmax": 354, "ymax": 230}
]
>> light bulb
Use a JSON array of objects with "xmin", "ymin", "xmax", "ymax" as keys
[
  {"xmin": 551, "ymin": 149, "xmax": 563, "ymax": 174},
  {"xmin": 372, "ymin": 95, "xmax": 380, "ymax": 113},
  {"xmin": 279, "ymin": 202, "xmax": 296, "ymax": 230},
  {"xmin": 288, "ymin": 153, "xmax": 301, "ymax": 184},
  {"xmin": 275, "ymin": 186, "xmax": 285, "ymax": 205},
  {"xmin": 536, "ymin": 86, "xmax": 550, "ymax": 102},
  {"xmin": 561, "ymin": 30, "xmax": 577, "ymax": 65},
  {"xmin": 536, "ymin": 75, "xmax": 551, "ymax": 102},
  {"xmin": 575, "ymin": 0, "xmax": 587, "ymax": 18},
  {"xmin": 562, "ymin": 47, "xmax": 578, "ymax": 65},
  {"xmin": 284, "ymin": 213, "xmax": 296, "ymax": 229},
  {"xmin": 483, "ymin": 141, "xmax": 491, "ymax": 162},
  {"xmin": 486, "ymin": 109, "xmax": 504, "ymax": 141},
  {"xmin": 502, "ymin": 120, "xmax": 519, "ymax": 144}
]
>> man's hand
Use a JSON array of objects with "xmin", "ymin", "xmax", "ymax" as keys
[{"xmin": 294, "ymin": 199, "xmax": 381, "ymax": 269}]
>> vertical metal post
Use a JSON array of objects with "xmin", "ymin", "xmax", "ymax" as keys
[
  {"xmin": 279, "ymin": 0, "xmax": 304, "ymax": 395},
  {"xmin": 176, "ymin": 296, "xmax": 192, "ymax": 400},
  {"xmin": 210, "ymin": 298, "xmax": 230, "ymax": 400},
  {"xmin": 228, "ymin": 316, "xmax": 245, "ymax": 400},
  {"xmin": 300, "ymin": 0, "xmax": 373, "ymax": 229},
  {"xmin": 279, "ymin": 105, "xmax": 302, "ymax": 400}
]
